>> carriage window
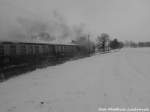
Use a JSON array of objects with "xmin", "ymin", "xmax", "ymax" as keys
[{"xmin": 0, "ymin": 45, "xmax": 4, "ymax": 56}]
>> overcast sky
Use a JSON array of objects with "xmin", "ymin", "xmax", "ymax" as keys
[{"xmin": 0, "ymin": 0, "xmax": 150, "ymax": 42}]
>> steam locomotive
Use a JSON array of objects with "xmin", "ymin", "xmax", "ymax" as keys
[{"xmin": 0, "ymin": 41, "xmax": 94, "ymax": 79}]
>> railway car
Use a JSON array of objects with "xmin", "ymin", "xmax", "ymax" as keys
[
  {"xmin": 0, "ymin": 41, "xmax": 94, "ymax": 80},
  {"xmin": 0, "ymin": 41, "xmax": 81, "ymax": 67}
]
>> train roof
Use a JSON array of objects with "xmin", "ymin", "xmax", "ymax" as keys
[{"xmin": 0, "ymin": 41, "xmax": 79, "ymax": 46}]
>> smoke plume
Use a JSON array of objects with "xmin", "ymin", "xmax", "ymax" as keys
[{"xmin": 0, "ymin": 8, "xmax": 88, "ymax": 43}]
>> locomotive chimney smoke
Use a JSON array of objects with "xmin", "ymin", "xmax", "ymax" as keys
[
  {"xmin": 0, "ymin": 2, "xmax": 88, "ymax": 43},
  {"xmin": 49, "ymin": 11, "xmax": 72, "ymax": 42},
  {"xmin": 51, "ymin": 11, "xmax": 89, "ymax": 42},
  {"xmin": 16, "ymin": 17, "xmax": 55, "ymax": 42},
  {"xmin": 16, "ymin": 11, "xmax": 73, "ymax": 43},
  {"xmin": 72, "ymin": 23, "xmax": 90, "ymax": 42},
  {"xmin": 72, "ymin": 24, "xmax": 87, "ymax": 38},
  {"xmin": 0, "ymin": 3, "xmax": 88, "ymax": 44}
]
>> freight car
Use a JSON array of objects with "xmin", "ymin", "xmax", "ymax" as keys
[
  {"xmin": 0, "ymin": 41, "xmax": 86, "ymax": 79},
  {"xmin": 0, "ymin": 41, "xmax": 81, "ymax": 66},
  {"xmin": 0, "ymin": 41, "xmax": 95, "ymax": 80}
]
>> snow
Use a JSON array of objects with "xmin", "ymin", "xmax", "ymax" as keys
[{"xmin": 0, "ymin": 48, "xmax": 150, "ymax": 112}]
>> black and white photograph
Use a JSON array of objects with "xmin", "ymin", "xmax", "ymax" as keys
[{"xmin": 0, "ymin": 0, "xmax": 150, "ymax": 112}]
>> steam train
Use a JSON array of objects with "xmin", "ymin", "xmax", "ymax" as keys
[{"xmin": 0, "ymin": 41, "xmax": 94, "ymax": 79}]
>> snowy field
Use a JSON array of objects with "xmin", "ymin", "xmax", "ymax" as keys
[{"xmin": 0, "ymin": 48, "xmax": 150, "ymax": 112}]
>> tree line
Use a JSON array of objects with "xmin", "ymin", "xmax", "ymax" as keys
[
  {"xmin": 96, "ymin": 33, "xmax": 123, "ymax": 52},
  {"xmin": 124, "ymin": 41, "xmax": 150, "ymax": 48},
  {"xmin": 72, "ymin": 32, "xmax": 150, "ymax": 54},
  {"xmin": 72, "ymin": 33, "xmax": 124, "ymax": 53}
]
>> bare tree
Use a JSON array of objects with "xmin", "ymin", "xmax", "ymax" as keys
[{"xmin": 96, "ymin": 33, "xmax": 110, "ymax": 52}]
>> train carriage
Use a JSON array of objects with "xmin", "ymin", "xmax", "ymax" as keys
[
  {"xmin": 0, "ymin": 40, "xmax": 95, "ymax": 80},
  {"xmin": 0, "ymin": 40, "xmax": 94, "ymax": 77},
  {"xmin": 0, "ymin": 41, "xmax": 82, "ymax": 66}
]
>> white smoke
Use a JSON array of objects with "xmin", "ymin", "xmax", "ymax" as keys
[{"xmin": 0, "ymin": 6, "xmax": 89, "ymax": 44}]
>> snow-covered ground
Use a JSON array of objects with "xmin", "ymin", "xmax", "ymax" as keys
[{"xmin": 0, "ymin": 48, "xmax": 150, "ymax": 112}]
